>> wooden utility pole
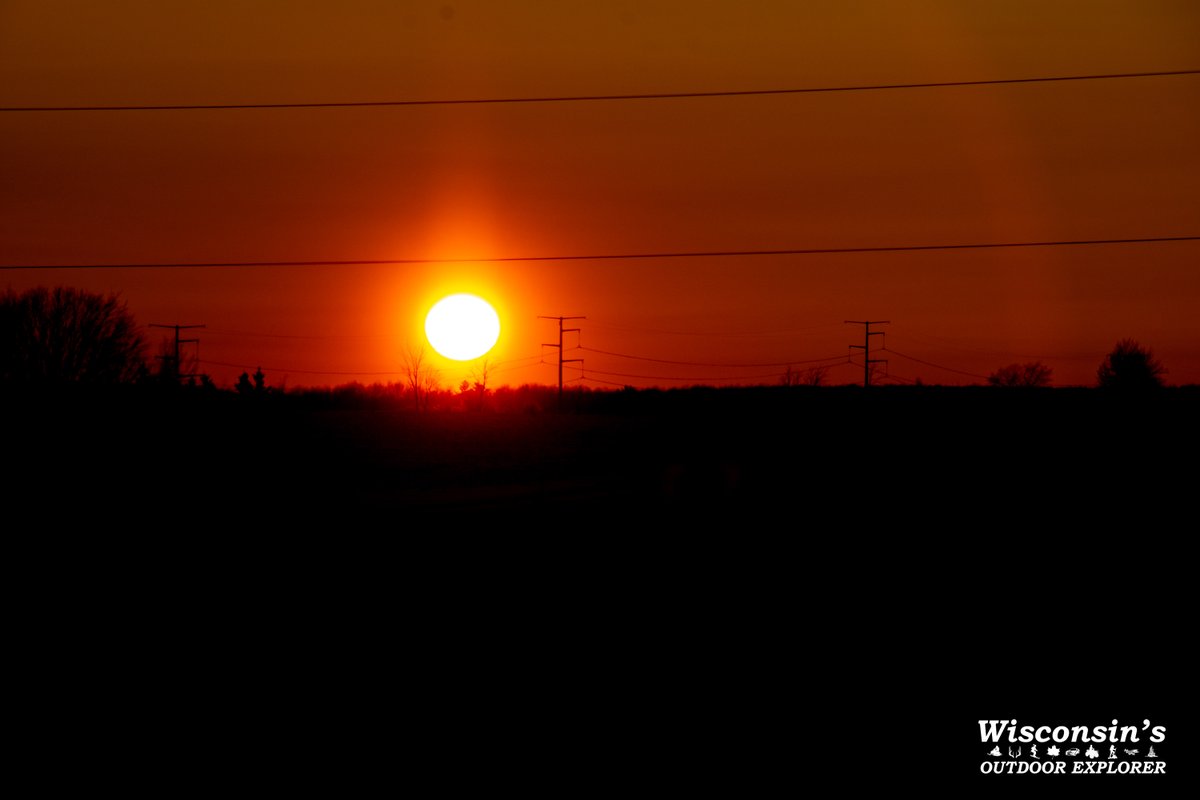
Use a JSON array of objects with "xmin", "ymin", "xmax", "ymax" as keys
[
  {"xmin": 539, "ymin": 315, "xmax": 584, "ymax": 405},
  {"xmin": 150, "ymin": 323, "xmax": 205, "ymax": 382},
  {"xmin": 845, "ymin": 320, "xmax": 888, "ymax": 388}
]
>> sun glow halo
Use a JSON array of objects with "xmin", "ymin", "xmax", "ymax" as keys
[{"xmin": 424, "ymin": 294, "xmax": 501, "ymax": 361}]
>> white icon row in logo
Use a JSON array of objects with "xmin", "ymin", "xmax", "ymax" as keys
[{"xmin": 986, "ymin": 745, "xmax": 1158, "ymax": 759}]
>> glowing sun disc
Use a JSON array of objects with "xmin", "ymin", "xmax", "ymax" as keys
[{"xmin": 425, "ymin": 294, "xmax": 500, "ymax": 361}]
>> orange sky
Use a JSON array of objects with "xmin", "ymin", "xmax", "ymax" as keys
[{"xmin": 2, "ymin": 1, "xmax": 1198, "ymax": 388}]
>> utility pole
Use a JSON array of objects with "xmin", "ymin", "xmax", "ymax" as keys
[
  {"xmin": 150, "ymin": 323, "xmax": 205, "ymax": 383},
  {"xmin": 845, "ymin": 320, "xmax": 889, "ymax": 388},
  {"xmin": 539, "ymin": 315, "xmax": 584, "ymax": 405}
]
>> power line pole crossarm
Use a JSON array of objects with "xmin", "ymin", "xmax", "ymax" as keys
[
  {"xmin": 539, "ymin": 315, "xmax": 585, "ymax": 406},
  {"xmin": 150, "ymin": 323, "xmax": 205, "ymax": 382},
  {"xmin": 846, "ymin": 320, "xmax": 889, "ymax": 388}
]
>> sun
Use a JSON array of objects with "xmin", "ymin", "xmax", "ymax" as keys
[{"xmin": 424, "ymin": 294, "xmax": 501, "ymax": 361}]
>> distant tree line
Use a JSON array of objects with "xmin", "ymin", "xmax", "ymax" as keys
[
  {"xmin": 988, "ymin": 361, "xmax": 1054, "ymax": 387},
  {"xmin": 284, "ymin": 380, "xmax": 567, "ymax": 414}
]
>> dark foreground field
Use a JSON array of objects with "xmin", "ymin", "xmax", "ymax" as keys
[
  {"xmin": 8, "ymin": 383, "xmax": 1195, "ymax": 522},
  {"xmin": 6, "ymin": 384, "xmax": 1191, "ymax": 794}
]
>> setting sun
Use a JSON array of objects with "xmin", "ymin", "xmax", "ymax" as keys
[{"xmin": 424, "ymin": 294, "xmax": 501, "ymax": 361}]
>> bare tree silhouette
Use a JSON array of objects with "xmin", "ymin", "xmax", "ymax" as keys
[
  {"xmin": 988, "ymin": 362, "xmax": 1052, "ymax": 387},
  {"xmin": 0, "ymin": 286, "xmax": 146, "ymax": 384},
  {"xmin": 1097, "ymin": 339, "xmax": 1165, "ymax": 389},
  {"xmin": 780, "ymin": 365, "xmax": 829, "ymax": 387},
  {"xmin": 470, "ymin": 356, "xmax": 492, "ymax": 409},
  {"xmin": 404, "ymin": 346, "xmax": 440, "ymax": 411}
]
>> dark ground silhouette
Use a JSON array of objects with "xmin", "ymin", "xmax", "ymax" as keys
[
  {"xmin": 6, "ymin": 382, "xmax": 1189, "ymax": 795},
  {"xmin": 7, "ymin": 381, "xmax": 1194, "ymax": 518}
]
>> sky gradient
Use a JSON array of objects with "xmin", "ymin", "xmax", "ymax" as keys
[{"xmin": 3, "ymin": 1, "xmax": 1198, "ymax": 388}]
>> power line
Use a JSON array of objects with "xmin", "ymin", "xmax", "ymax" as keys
[
  {"xmin": 580, "ymin": 357, "xmax": 860, "ymax": 385},
  {"xmin": 587, "ymin": 320, "xmax": 846, "ymax": 338},
  {"xmin": 6, "ymin": 234, "xmax": 1197, "ymax": 271},
  {"xmin": 881, "ymin": 347, "xmax": 991, "ymax": 380},
  {"xmin": 886, "ymin": 333, "xmax": 1103, "ymax": 361},
  {"xmin": 490, "ymin": 354, "xmax": 547, "ymax": 368},
  {"xmin": 582, "ymin": 375, "xmax": 641, "ymax": 388},
  {"xmin": 4, "ymin": 69, "xmax": 1197, "ymax": 112},
  {"xmin": 579, "ymin": 366, "xmax": 789, "ymax": 383},
  {"xmin": 204, "ymin": 326, "xmax": 544, "ymax": 368},
  {"xmin": 200, "ymin": 352, "xmax": 544, "ymax": 377},
  {"xmin": 203, "ymin": 327, "xmax": 382, "ymax": 340},
  {"xmin": 875, "ymin": 372, "xmax": 917, "ymax": 385},
  {"xmin": 580, "ymin": 345, "xmax": 850, "ymax": 368},
  {"xmin": 199, "ymin": 359, "xmax": 403, "ymax": 377}
]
